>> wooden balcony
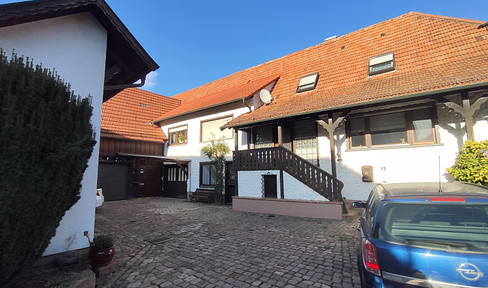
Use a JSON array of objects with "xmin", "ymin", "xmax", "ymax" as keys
[{"xmin": 233, "ymin": 147, "xmax": 344, "ymax": 202}]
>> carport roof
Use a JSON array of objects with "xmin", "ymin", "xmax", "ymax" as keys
[{"xmin": 117, "ymin": 153, "xmax": 190, "ymax": 164}]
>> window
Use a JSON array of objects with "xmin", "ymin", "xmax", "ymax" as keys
[
  {"xmin": 369, "ymin": 52, "xmax": 395, "ymax": 76},
  {"xmin": 347, "ymin": 107, "xmax": 436, "ymax": 148},
  {"xmin": 200, "ymin": 163, "xmax": 217, "ymax": 186},
  {"xmin": 296, "ymin": 73, "xmax": 319, "ymax": 93},
  {"xmin": 294, "ymin": 119, "xmax": 318, "ymax": 165},
  {"xmin": 201, "ymin": 116, "xmax": 233, "ymax": 142},
  {"xmin": 168, "ymin": 125, "xmax": 188, "ymax": 145},
  {"xmin": 254, "ymin": 126, "xmax": 273, "ymax": 148},
  {"xmin": 378, "ymin": 202, "xmax": 488, "ymax": 252},
  {"xmin": 168, "ymin": 167, "xmax": 188, "ymax": 182}
]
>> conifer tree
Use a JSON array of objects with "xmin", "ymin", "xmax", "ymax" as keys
[{"xmin": 0, "ymin": 51, "xmax": 96, "ymax": 285}]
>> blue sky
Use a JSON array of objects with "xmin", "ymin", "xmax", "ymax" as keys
[{"xmin": 2, "ymin": 0, "xmax": 486, "ymax": 96}]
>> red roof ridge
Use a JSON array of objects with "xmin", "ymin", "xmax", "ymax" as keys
[
  {"xmin": 154, "ymin": 75, "xmax": 280, "ymax": 122},
  {"xmin": 409, "ymin": 11, "xmax": 485, "ymax": 25}
]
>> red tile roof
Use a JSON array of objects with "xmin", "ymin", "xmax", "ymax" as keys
[
  {"xmin": 154, "ymin": 12, "xmax": 488, "ymax": 128},
  {"xmin": 153, "ymin": 75, "xmax": 279, "ymax": 122},
  {"xmin": 101, "ymin": 88, "xmax": 180, "ymax": 142}
]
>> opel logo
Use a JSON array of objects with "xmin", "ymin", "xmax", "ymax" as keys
[{"xmin": 456, "ymin": 263, "xmax": 484, "ymax": 281}]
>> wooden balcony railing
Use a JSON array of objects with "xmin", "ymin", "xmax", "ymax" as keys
[{"xmin": 233, "ymin": 146, "xmax": 344, "ymax": 202}]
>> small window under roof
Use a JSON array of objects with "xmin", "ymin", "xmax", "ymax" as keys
[
  {"xmin": 369, "ymin": 52, "xmax": 395, "ymax": 76},
  {"xmin": 296, "ymin": 73, "xmax": 319, "ymax": 93}
]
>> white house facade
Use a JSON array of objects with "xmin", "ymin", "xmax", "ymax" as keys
[
  {"xmin": 0, "ymin": 0, "xmax": 158, "ymax": 256},
  {"xmin": 152, "ymin": 12, "xmax": 488, "ymax": 219}
]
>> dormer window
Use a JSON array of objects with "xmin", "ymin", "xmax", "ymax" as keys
[
  {"xmin": 296, "ymin": 73, "xmax": 319, "ymax": 93},
  {"xmin": 369, "ymin": 52, "xmax": 395, "ymax": 76}
]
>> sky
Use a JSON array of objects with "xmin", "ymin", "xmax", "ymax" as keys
[{"xmin": 1, "ymin": 0, "xmax": 487, "ymax": 97}]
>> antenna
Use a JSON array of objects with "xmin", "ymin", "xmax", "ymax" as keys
[
  {"xmin": 259, "ymin": 89, "xmax": 273, "ymax": 105},
  {"xmin": 438, "ymin": 155, "xmax": 442, "ymax": 193}
]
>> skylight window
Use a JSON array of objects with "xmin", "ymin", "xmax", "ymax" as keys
[
  {"xmin": 296, "ymin": 73, "xmax": 319, "ymax": 93},
  {"xmin": 369, "ymin": 52, "xmax": 395, "ymax": 76}
]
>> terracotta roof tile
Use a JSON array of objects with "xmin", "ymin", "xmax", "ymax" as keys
[
  {"xmin": 225, "ymin": 12, "xmax": 488, "ymax": 126},
  {"xmin": 151, "ymin": 12, "xmax": 488, "ymax": 128},
  {"xmin": 154, "ymin": 75, "xmax": 279, "ymax": 122},
  {"xmin": 101, "ymin": 88, "xmax": 180, "ymax": 142}
]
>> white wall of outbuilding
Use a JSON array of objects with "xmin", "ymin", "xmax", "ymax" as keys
[{"xmin": 0, "ymin": 13, "xmax": 107, "ymax": 255}]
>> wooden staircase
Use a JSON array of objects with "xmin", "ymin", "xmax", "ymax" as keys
[{"xmin": 233, "ymin": 147, "xmax": 344, "ymax": 202}]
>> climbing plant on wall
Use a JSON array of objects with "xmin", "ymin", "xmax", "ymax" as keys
[{"xmin": 0, "ymin": 51, "xmax": 96, "ymax": 285}]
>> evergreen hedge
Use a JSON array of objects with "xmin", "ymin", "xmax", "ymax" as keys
[{"xmin": 0, "ymin": 51, "xmax": 96, "ymax": 285}]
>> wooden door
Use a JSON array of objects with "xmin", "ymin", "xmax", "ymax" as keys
[
  {"xmin": 263, "ymin": 174, "xmax": 277, "ymax": 198},
  {"xmin": 163, "ymin": 165, "xmax": 188, "ymax": 198},
  {"xmin": 133, "ymin": 159, "xmax": 163, "ymax": 198},
  {"xmin": 225, "ymin": 162, "xmax": 236, "ymax": 203}
]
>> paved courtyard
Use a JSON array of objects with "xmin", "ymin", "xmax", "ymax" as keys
[{"xmin": 94, "ymin": 198, "xmax": 362, "ymax": 288}]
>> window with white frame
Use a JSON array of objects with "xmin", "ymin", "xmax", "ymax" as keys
[
  {"xmin": 347, "ymin": 107, "xmax": 436, "ymax": 148},
  {"xmin": 200, "ymin": 116, "xmax": 233, "ymax": 142},
  {"xmin": 168, "ymin": 125, "xmax": 188, "ymax": 145},
  {"xmin": 368, "ymin": 52, "xmax": 395, "ymax": 76},
  {"xmin": 296, "ymin": 73, "xmax": 319, "ymax": 93}
]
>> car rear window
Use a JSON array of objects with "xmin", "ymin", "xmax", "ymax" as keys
[{"xmin": 377, "ymin": 202, "xmax": 488, "ymax": 253}]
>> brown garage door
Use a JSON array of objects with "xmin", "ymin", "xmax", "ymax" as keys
[{"xmin": 97, "ymin": 162, "xmax": 130, "ymax": 201}]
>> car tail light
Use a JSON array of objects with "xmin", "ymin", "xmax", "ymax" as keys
[
  {"xmin": 362, "ymin": 239, "xmax": 381, "ymax": 276},
  {"xmin": 431, "ymin": 197, "xmax": 465, "ymax": 202}
]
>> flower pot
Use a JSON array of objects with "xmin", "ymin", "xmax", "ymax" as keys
[{"xmin": 89, "ymin": 245, "xmax": 115, "ymax": 267}]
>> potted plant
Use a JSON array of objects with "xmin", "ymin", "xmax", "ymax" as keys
[{"xmin": 84, "ymin": 231, "xmax": 115, "ymax": 267}]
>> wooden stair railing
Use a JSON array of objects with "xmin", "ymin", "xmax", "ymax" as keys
[{"xmin": 233, "ymin": 147, "xmax": 344, "ymax": 202}]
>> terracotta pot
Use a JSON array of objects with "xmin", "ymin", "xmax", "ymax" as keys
[{"xmin": 89, "ymin": 245, "xmax": 115, "ymax": 267}]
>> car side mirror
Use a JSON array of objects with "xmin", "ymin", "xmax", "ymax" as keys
[{"xmin": 352, "ymin": 201, "xmax": 366, "ymax": 208}]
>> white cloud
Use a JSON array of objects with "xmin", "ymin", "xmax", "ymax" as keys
[{"xmin": 143, "ymin": 71, "xmax": 158, "ymax": 89}]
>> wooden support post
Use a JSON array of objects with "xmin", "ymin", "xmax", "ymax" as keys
[
  {"xmin": 277, "ymin": 125, "xmax": 283, "ymax": 146},
  {"xmin": 462, "ymin": 98, "xmax": 475, "ymax": 141},
  {"xmin": 234, "ymin": 128, "xmax": 239, "ymax": 151},
  {"xmin": 328, "ymin": 118, "xmax": 337, "ymax": 178},
  {"xmin": 317, "ymin": 115, "xmax": 344, "ymax": 179},
  {"xmin": 443, "ymin": 92, "xmax": 488, "ymax": 141}
]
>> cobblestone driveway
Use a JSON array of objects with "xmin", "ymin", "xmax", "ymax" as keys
[{"xmin": 94, "ymin": 198, "xmax": 361, "ymax": 288}]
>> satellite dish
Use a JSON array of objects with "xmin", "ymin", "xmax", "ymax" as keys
[{"xmin": 259, "ymin": 89, "xmax": 273, "ymax": 105}]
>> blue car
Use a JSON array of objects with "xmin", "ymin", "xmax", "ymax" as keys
[{"xmin": 353, "ymin": 182, "xmax": 488, "ymax": 288}]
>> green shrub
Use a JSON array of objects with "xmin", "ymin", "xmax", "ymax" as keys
[
  {"xmin": 201, "ymin": 139, "xmax": 230, "ymax": 204},
  {"xmin": 0, "ymin": 51, "xmax": 96, "ymax": 285},
  {"xmin": 447, "ymin": 140, "xmax": 488, "ymax": 186},
  {"xmin": 91, "ymin": 235, "xmax": 115, "ymax": 250}
]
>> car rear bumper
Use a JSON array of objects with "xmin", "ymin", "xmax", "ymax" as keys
[{"xmin": 382, "ymin": 271, "xmax": 485, "ymax": 288}]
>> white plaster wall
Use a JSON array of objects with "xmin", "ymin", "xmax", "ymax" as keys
[
  {"xmin": 283, "ymin": 173, "xmax": 327, "ymax": 201},
  {"xmin": 238, "ymin": 170, "xmax": 327, "ymax": 201},
  {"xmin": 238, "ymin": 170, "xmax": 278, "ymax": 198},
  {"xmin": 162, "ymin": 107, "xmax": 249, "ymax": 192},
  {"xmin": 318, "ymin": 104, "xmax": 488, "ymax": 201},
  {"xmin": 474, "ymin": 117, "xmax": 488, "ymax": 142},
  {"xmin": 0, "ymin": 13, "xmax": 107, "ymax": 255}
]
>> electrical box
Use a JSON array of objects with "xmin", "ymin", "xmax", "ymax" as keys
[{"xmin": 361, "ymin": 165, "xmax": 374, "ymax": 182}]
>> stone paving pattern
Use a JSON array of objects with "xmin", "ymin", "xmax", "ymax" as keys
[{"xmin": 94, "ymin": 198, "xmax": 361, "ymax": 288}]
